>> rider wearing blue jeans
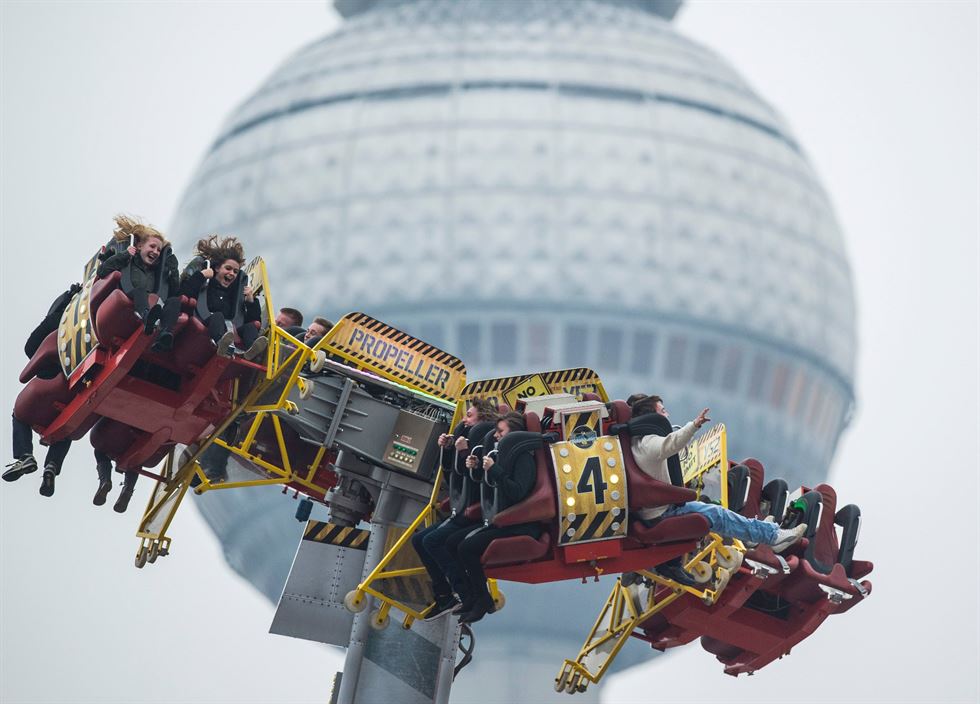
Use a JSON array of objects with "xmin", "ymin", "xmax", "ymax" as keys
[{"xmin": 630, "ymin": 395, "xmax": 806, "ymax": 580}]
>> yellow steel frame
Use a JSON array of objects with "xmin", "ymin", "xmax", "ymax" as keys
[
  {"xmin": 554, "ymin": 539, "xmax": 744, "ymax": 695},
  {"xmin": 343, "ymin": 468, "xmax": 502, "ymax": 629},
  {"xmin": 134, "ymin": 259, "xmax": 335, "ymax": 563},
  {"xmin": 556, "ymin": 421, "xmax": 747, "ymax": 696}
]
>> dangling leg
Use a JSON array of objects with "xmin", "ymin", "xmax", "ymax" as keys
[
  {"xmin": 93, "ymin": 449, "xmax": 113, "ymax": 506},
  {"xmin": 4, "ymin": 415, "xmax": 37, "ymax": 482},
  {"xmin": 39, "ymin": 438, "xmax": 71, "ymax": 498},
  {"xmin": 113, "ymin": 469, "xmax": 139, "ymax": 513}
]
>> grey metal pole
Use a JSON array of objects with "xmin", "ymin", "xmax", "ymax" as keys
[{"xmin": 335, "ymin": 522, "xmax": 387, "ymax": 704}]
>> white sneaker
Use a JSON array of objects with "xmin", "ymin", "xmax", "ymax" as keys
[
  {"xmin": 215, "ymin": 331, "xmax": 235, "ymax": 357},
  {"xmin": 243, "ymin": 336, "xmax": 268, "ymax": 362},
  {"xmin": 771, "ymin": 523, "xmax": 807, "ymax": 554}
]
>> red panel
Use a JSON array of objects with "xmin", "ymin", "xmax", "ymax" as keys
[
  {"xmin": 561, "ymin": 539, "xmax": 622, "ymax": 564},
  {"xmin": 486, "ymin": 540, "xmax": 697, "ymax": 584}
]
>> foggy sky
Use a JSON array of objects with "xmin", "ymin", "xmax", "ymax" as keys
[{"xmin": 1, "ymin": 2, "xmax": 977, "ymax": 703}]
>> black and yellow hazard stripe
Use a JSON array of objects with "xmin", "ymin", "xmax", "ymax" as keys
[
  {"xmin": 303, "ymin": 520, "xmax": 370, "ymax": 550},
  {"xmin": 82, "ymin": 250, "xmax": 102, "ymax": 281},
  {"xmin": 321, "ymin": 312, "xmax": 466, "ymax": 400},
  {"xmin": 562, "ymin": 410, "xmax": 603, "ymax": 441},
  {"xmin": 58, "ymin": 277, "xmax": 98, "ymax": 378},
  {"xmin": 560, "ymin": 509, "xmax": 625, "ymax": 545},
  {"xmin": 377, "ymin": 575, "xmax": 433, "ymax": 608}
]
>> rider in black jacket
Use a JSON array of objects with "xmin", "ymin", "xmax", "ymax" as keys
[
  {"xmin": 179, "ymin": 236, "xmax": 265, "ymax": 360},
  {"xmin": 96, "ymin": 216, "xmax": 182, "ymax": 352},
  {"xmin": 453, "ymin": 412, "xmax": 542, "ymax": 624}
]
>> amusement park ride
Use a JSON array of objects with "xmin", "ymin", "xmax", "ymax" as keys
[{"xmin": 13, "ymin": 251, "xmax": 873, "ymax": 703}]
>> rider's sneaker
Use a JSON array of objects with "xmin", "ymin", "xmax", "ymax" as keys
[
  {"xmin": 151, "ymin": 330, "xmax": 174, "ymax": 353},
  {"xmin": 772, "ymin": 523, "xmax": 808, "ymax": 554},
  {"xmin": 3, "ymin": 455, "xmax": 37, "ymax": 482},
  {"xmin": 39, "ymin": 465, "xmax": 57, "ymax": 497},
  {"xmin": 143, "ymin": 304, "xmax": 163, "ymax": 335},
  {"xmin": 653, "ymin": 560, "xmax": 699, "ymax": 588},
  {"xmin": 423, "ymin": 594, "xmax": 460, "ymax": 621},
  {"xmin": 243, "ymin": 336, "xmax": 268, "ymax": 362},
  {"xmin": 215, "ymin": 331, "xmax": 235, "ymax": 357}
]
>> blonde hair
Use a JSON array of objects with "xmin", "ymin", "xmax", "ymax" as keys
[{"xmin": 113, "ymin": 214, "xmax": 167, "ymax": 247}]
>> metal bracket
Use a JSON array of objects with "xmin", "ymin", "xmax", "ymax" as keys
[
  {"xmin": 818, "ymin": 584, "xmax": 853, "ymax": 604},
  {"xmin": 744, "ymin": 558, "xmax": 778, "ymax": 578}
]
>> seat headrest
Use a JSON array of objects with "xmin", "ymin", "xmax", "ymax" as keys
[
  {"xmin": 496, "ymin": 431, "xmax": 544, "ymax": 468},
  {"xmin": 621, "ymin": 412, "xmax": 672, "ymax": 437},
  {"xmin": 608, "ymin": 400, "xmax": 631, "ymax": 424},
  {"xmin": 582, "ymin": 392, "xmax": 602, "ymax": 402},
  {"xmin": 497, "ymin": 403, "xmax": 512, "ymax": 414},
  {"xmin": 467, "ymin": 420, "xmax": 496, "ymax": 444},
  {"xmin": 524, "ymin": 411, "xmax": 542, "ymax": 433}
]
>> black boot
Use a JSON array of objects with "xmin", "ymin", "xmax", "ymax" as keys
[
  {"xmin": 458, "ymin": 589, "xmax": 496, "ymax": 625},
  {"xmin": 93, "ymin": 458, "xmax": 113, "ymax": 506},
  {"xmin": 39, "ymin": 463, "xmax": 57, "ymax": 497},
  {"xmin": 113, "ymin": 471, "xmax": 138, "ymax": 513}
]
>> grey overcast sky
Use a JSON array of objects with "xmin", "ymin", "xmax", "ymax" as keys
[{"xmin": 1, "ymin": 2, "xmax": 977, "ymax": 703}]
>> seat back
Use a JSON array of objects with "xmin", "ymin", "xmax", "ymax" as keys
[
  {"xmin": 834, "ymin": 504, "xmax": 862, "ymax": 576},
  {"xmin": 801, "ymin": 484, "xmax": 840, "ymax": 575},
  {"xmin": 726, "ymin": 464, "xmax": 751, "ymax": 513},
  {"xmin": 19, "ymin": 330, "xmax": 61, "ymax": 384},
  {"xmin": 448, "ymin": 421, "xmax": 493, "ymax": 517},
  {"xmin": 444, "ymin": 421, "xmax": 469, "ymax": 516},
  {"xmin": 489, "ymin": 412, "xmax": 558, "ymax": 527},
  {"xmin": 607, "ymin": 401, "xmax": 697, "ymax": 509},
  {"xmin": 760, "ymin": 478, "xmax": 789, "ymax": 521},
  {"xmin": 737, "ymin": 457, "xmax": 766, "ymax": 518},
  {"xmin": 482, "ymin": 430, "xmax": 544, "ymax": 522}
]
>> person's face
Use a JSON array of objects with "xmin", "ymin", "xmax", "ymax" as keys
[
  {"xmin": 139, "ymin": 237, "xmax": 163, "ymax": 266},
  {"xmin": 217, "ymin": 259, "xmax": 240, "ymax": 288},
  {"xmin": 275, "ymin": 311, "xmax": 296, "ymax": 327},
  {"xmin": 464, "ymin": 405, "xmax": 479, "ymax": 426},
  {"xmin": 304, "ymin": 322, "xmax": 327, "ymax": 341},
  {"xmin": 495, "ymin": 420, "xmax": 512, "ymax": 440},
  {"xmin": 655, "ymin": 400, "xmax": 669, "ymax": 418}
]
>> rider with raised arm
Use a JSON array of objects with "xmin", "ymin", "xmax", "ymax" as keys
[{"xmin": 630, "ymin": 395, "xmax": 807, "ymax": 583}]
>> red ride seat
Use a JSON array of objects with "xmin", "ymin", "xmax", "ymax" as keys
[
  {"xmin": 481, "ymin": 412, "xmax": 556, "ymax": 568},
  {"xmin": 604, "ymin": 400, "xmax": 710, "ymax": 545},
  {"xmin": 14, "ymin": 374, "xmax": 73, "ymax": 429},
  {"xmin": 19, "ymin": 330, "xmax": 61, "ymax": 383},
  {"xmin": 737, "ymin": 458, "xmax": 766, "ymax": 518},
  {"xmin": 94, "ymin": 288, "xmax": 141, "ymax": 346}
]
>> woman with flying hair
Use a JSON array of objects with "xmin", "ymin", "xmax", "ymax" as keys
[{"xmin": 179, "ymin": 235, "xmax": 266, "ymax": 360}]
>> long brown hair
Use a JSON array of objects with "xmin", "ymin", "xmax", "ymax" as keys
[
  {"xmin": 193, "ymin": 235, "xmax": 245, "ymax": 265},
  {"xmin": 469, "ymin": 397, "xmax": 499, "ymax": 422}
]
